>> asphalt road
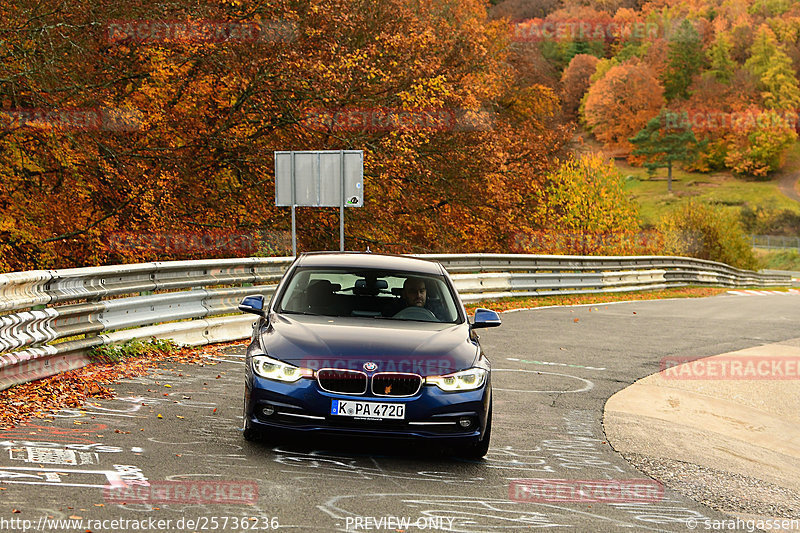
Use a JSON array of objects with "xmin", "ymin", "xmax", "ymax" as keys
[{"xmin": 1, "ymin": 293, "xmax": 799, "ymax": 533}]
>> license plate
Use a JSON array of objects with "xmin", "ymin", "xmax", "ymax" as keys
[{"xmin": 331, "ymin": 399, "xmax": 405, "ymax": 420}]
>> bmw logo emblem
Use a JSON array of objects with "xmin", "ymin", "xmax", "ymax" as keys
[{"xmin": 363, "ymin": 362, "xmax": 377, "ymax": 372}]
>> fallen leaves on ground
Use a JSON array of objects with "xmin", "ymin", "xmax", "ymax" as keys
[{"xmin": 0, "ymin": 341, "xmax": 246, "ymax": 430}]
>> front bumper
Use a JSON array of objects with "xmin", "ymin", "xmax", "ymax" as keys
[{"xmin": 244, "ymin": 374, "xmax": 491, "ymax": 442}]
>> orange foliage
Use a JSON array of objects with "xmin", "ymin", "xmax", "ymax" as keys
[
  {"xmin": 583, "ymin": 60, "xmax": 664, "ymax": 153},
  {"xmin": 0, "ymin": 0, "xmax": 578, "ymax": 270}
]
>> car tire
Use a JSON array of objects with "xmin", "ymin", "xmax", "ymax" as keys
[
  {"xmin": 242, "ymin": 397, "xmax": 260, "ymax": 442},
  {"xmin": 457, "ymin": 406, "xmax": 492, "ymax": 459}
]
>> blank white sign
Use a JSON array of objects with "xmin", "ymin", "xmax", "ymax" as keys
[{"xmin": 275, "ymin": 150, "xmax": 363, "ymax": 207}]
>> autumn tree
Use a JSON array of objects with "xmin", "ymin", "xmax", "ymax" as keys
[
  {"xmin": 704, "ymin": 33, "xmax": 736, "ymax": 84},
  {"xmin": 745, "ymin": 25, "xmax": 779, "ymax": 78},
  {"xmin": 681, "ymin": 68, "xmax": 761, "ymax": 173},
  {"xmin": 629, "ymin": 110, "xmax": 704, "ymax": 192},
  {"xmin": 722, "ymin": 109, "xmax": 797, "ymax": 178},
  {"xmin": 588, "ymin": 57, "xmax": 620, "ymax": 84},
  {"xmin": 744, "ymin": 26, "xmax": 800, "ymax": 109},
  {"xmin": 659, "ymin": 200, "xmax": 757, "ymax": 270},
  {"xmin": 0, "ymin": 0, "xmax": 579, "ymax": 270},
  {"xmin": 583, "ymin": 60, "xmax": 664, "ymax": 153},
  {"xmin": 521, "ymin": 153, "xmax": 641, "ymax": 255},
  {"xmin": 561, "ymin": 54, "xmax": 599, "ymax": 117},
  {"xmin": 748, "ymin": 0, "xmax": 793, "ymax": 17},
  {"xmin": 489, "ymin": 0, "xmax": 563, "ymax": 20},
  {"xmin": 760, "ymin": 48, "xmax": 800, "ymax": 110},
  {"xmin": 727, "ymin": 22, "xmax": 756, "ymax": 63},
  {"xmin": 537, "ymin": 6, "xmax": 612, "ymax": 69},
  {"xmin": 661, "ymin": 19, "xmax": 705, "ymax": 101}
]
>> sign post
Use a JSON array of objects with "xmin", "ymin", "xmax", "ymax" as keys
[{"xmin": 275, "ymin": 150, "xmax": 364, "ymax": 256}]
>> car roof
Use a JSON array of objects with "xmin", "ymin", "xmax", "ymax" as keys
[{"xmin": 294, "ymin": 252, "xmax": 444, "ymax": 275}]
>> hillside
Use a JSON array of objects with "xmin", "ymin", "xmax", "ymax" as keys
[{"xmin": 3, "ymin": 0, "xmax": 800, "ymax": 272}]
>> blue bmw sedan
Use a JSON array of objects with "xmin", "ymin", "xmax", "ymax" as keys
[{"xmin": 238, "ymin": 252, "xmax": 500, "ymax": 458}]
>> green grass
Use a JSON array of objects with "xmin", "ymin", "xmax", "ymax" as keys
[
  {"xmin": 89, "ymin": 338, "xmax": 177, "ymax": 364},
  {"xmin": 785, "ymin": 140, "xmax": 800, "ymax": 171},
  {"xmin": 755, "ymin": 249, "xmax": 800, "ymax": 271},
  {"xmin": 620, "ymin": 161, "xmax": 800, "ymax": 227}
]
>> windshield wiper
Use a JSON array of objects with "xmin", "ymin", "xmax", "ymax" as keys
[{"xmin": 279, "ymin": 310, "xmax": 321, "ymax": 316}]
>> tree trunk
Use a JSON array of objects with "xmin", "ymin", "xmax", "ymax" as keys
[{"xmin": 667, "ymin": 160, "xmax": 672, "ymax": 193}]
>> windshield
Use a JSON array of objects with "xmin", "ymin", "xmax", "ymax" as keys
[{"xmin": 276, "ymin": 267, "xmax": 462, "ymax": 323}]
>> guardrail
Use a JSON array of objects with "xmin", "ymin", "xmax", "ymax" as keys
[
  {"xmin": 0, "ymin": 254, "xmax": 790, "ymax": 391},
  {"xmin": 763, "ymin": 269, "xmax": 800, "ymax": 287}
]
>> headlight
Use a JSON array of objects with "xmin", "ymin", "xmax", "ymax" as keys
[
  {"xmin": 252, "ymin": 355, "xmax": 313, "ymax": 383},
  {"xmin": 426, "ymin": 368, "xmax": 487, "ymax": 391}
]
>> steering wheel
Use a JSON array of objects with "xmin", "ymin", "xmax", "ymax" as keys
[{"xmin": 393, "ymin": 306, "xmax": 438, "ymax": 321}]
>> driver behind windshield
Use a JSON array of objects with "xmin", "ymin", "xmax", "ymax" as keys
[
  {"xmin": 400, "ymin": 277, "xmax": 426, "ymax": 308},
  {"xmin": 388, "ymin": 276, "xmax": 444, "ymax": 321}
]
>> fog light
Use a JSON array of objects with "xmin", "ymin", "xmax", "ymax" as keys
[
  {"xmin": 458, "ymin": 417, "xmax": 472, "ymax": 428},
  {"xmin": 261, "ymin": 405, "xmax": 276, "ymax": 417}
]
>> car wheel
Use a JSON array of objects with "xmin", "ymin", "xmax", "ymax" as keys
[
  {"xmin": 457, "ymin": 406, "xmax": 492, "ymax": 459},
  {"xmin": 242, "ymin": 396, "xmax": 260, "ymax": 442}
]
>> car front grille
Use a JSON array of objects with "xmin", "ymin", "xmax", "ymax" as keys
[
  {"xmin": 371, "ymin": 372, "xmax": 422, "ymax": 397},
  {"xmin": 317, "ymin": 369, "xmax": 368, "ymax": 395}
]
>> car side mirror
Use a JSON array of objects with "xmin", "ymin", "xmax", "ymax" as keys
[
  {"xmin": 239, "ymin": 295, "xmax": 266, "ymax": 317},
  {"xmin": 472, "ymin": 308, "xmax": 501, "ymax": 328}
]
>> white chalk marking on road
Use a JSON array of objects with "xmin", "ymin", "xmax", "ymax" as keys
[{"xmin": 492, "ymin": 369, "xmax": 594, "ymax": 393}]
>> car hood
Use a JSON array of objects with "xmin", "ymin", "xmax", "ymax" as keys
[{"xmin": 260, "ymin": 314, "xmax": 478, "ymax": 376}]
